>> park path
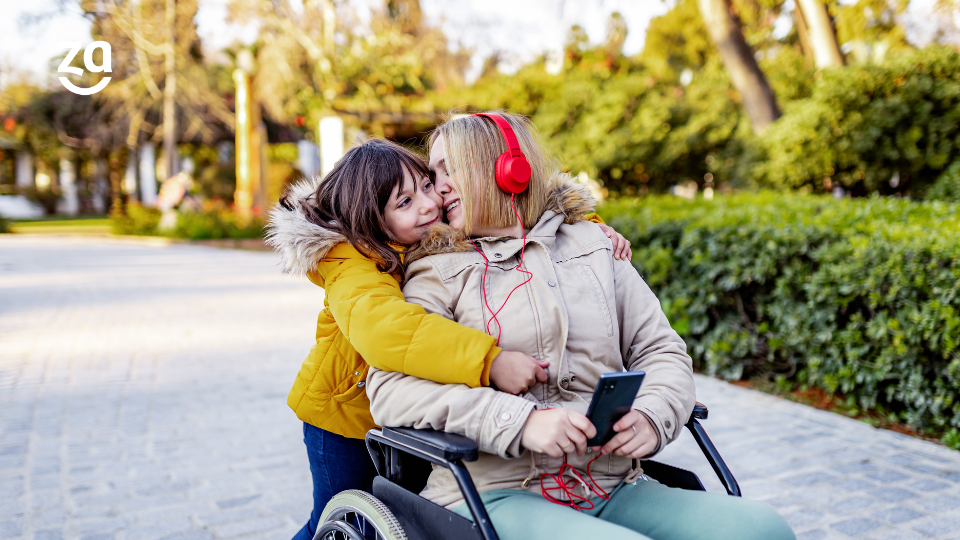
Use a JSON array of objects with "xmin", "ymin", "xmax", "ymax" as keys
[{"xmin": 2, "ymin": 236, "xmax": 960, "ymax": 540}]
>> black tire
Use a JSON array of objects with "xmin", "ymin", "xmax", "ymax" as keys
[{"xmin": 315, "ymin": 490, "xmax": 407, "ymax": 540}]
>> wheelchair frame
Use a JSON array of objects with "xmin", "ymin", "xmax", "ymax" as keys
[{"xmin": 352, "ymin": 403, "xmax": 739, "ymax": 540}]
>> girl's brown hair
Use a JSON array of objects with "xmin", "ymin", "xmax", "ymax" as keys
[
  {"xmin": 427, "ymin": 111, "xmax": 559, "ymax": 235},
  {"xmin": 282, "ymin": 138, "xmax": 429, "ymax": 276}
]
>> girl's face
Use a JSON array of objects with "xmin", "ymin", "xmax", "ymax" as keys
[
  {"xmin": 429, "ymin": 136, "xmax": 464, "ymax": 230},
  {"xmin": 383, "ymin": 168, "xmax": 443, "ymax": 245}
]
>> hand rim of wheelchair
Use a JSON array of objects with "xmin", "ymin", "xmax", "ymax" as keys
[{"xmin": 315, "ymin": 489, "xmax": 407, "ymax": 540}]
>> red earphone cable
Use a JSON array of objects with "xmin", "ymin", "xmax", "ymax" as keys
[
  {"xmin": 472, "ymin": 194, "xmax": 533, "ymax": 347},
  {"xmin": 540, "ymin": 454, "xmax": 610, "ymax": 511}
]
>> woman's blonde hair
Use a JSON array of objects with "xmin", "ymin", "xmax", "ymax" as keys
[{"xmin": 428, "ymin": 111, "xmax": 559, "ymax": 235}]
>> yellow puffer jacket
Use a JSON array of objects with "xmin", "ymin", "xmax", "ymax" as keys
[
  {"xmin": 267, "ymin": 178, "xmax": 502, "ymax": 439},
  {"xmin": 266, "ymin": 176, "xmax": 603, "ymax": 439}
]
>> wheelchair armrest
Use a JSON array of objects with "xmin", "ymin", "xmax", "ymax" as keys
[
  {"xmin": 382, "ymin": 427, "xmax": 479, "ymax": 463},
  {"xmin": 691, "ymin": 402, "xmax": 708, "ymax": 421},
  {"xmin": 683, "ymin": 402, "xmax": 741, "ymax": 497}
]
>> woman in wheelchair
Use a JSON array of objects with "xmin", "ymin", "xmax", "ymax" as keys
[{"xmin": 365, "ymin": 112, "xmax": 795, "ymax": 540}]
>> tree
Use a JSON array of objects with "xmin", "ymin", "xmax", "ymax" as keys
[
  {"xmin": 795, "ymin": 0, "xmax": 844, "ymax": 67},
  {"xmin": 83, "ymin": 0, "xmax": 234, "ymax": 174},
  {"xmin": 227, "ymin": 0, "xmax": 469, "ymax": 137},
  {"xmin": 697, "ymin": 0, "xmax": 781, "ymax": 133},
  {"xmin": 833, "ymin": 0, "xmax": 910, "ymax": 64}
]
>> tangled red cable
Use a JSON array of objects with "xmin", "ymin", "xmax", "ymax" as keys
[
  {"xmin": 540, "ymin": 453, "xmax": 610, "ymax": 511},
  {"xmin": 471, "ymin": 194, "xmax": 533, "ymax": 346}
]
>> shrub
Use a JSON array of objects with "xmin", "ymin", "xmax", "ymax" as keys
[
  {"xmin": 110, "ymin": 202, "xmax": 161, "ymax": 236},
  {"xmin": 172, "ymin": 199, "xmax": 265, "ymax": 240},
  {"xmin": 927, "ymin": 161, "xmax": 960, "ymax": 202},
  {"xmin": 758, "ymin": 46, "xmax": 960, "ymax": 195},
  {"xmin": 0, "ymin": 217, "xmax": 9, "ymax": 234},
  {"xmin": 601, "ymin": 193, "xmax": 960, "ymax": 439},
  {"xmin": 109, "ymin": 199, "xmax": 265, "ymax": 240},
  {"xmin": 22, "ymin": 187, "xmax": 60, "ymax": 215}
]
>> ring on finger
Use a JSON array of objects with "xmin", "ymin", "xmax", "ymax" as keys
[
  {"xmin": 560, "ymin": 442, "xmax": 571, "ymax": 450},
  {"xmin": 632, "ymin": 426, "xmax": 637, "ymax": 437}
]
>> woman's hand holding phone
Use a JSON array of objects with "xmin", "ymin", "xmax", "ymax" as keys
[
  {"xmin": 594, "ymin": 410, "xmax": 657, "ymax": 459},
  {"xmin": 490, "ymin": 351, "xmax": 550, "ymax": 394},
  {"xmin": 521, "ymin": 409, "xmax": 597, "ymax": 458}
]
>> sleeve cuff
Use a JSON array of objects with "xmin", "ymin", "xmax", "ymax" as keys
[
  {"xmin": 479, "ymin": 393, "xmax": 536, "ymax": 458},
  {"xmin": 584, "ymin": 212, "xmax": 605, "ymax": 225},
  {"xmin": 632, "ymin": 394, "xmax": 682, "ymax": 456},
  {"xmin": 480, "ymin": 346, "xmax": 501, "ymax": 387}
]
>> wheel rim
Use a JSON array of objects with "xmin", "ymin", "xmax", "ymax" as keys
[
  {"xmin": 315, "ymin": 519, "xmax": 365, "ymax": 540},
  {"xmin": 319, "ymin": 510, "xmax": 388, "ymax": 540}
]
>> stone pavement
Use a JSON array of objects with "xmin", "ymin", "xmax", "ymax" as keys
[{"xmin": 2, "ymin": 236, "xmax": 960, "ymax": 540}]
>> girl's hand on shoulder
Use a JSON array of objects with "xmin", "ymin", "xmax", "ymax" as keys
[
  {"xmin": 595, "ymin": 409, "xmax": 657, "ymax": 459},
  {"xmin": 490, "ymin": 351, "xmax": 549, "ymax": 395},
  {"xmin": 597, "ymin": 223, "xmax": 632, "ymax": 261},
  {"xmin": 521, "ymin": 409, "xmax": 597, "ymax": 458}
]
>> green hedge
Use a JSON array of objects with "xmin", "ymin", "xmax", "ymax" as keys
[
  {"xmin": 601, "ymin": 193, "xmax": 960, "ymax": 442},
  {"xmin": 110, "ymin": 200, "xmax": 265, "ymax": 240}
]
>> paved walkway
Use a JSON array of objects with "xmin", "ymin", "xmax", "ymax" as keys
[{"xmin": 2, "ymin": 237, "xmax": 960, "ymax": 540}]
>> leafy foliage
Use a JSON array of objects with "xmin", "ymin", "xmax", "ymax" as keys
[
  {"xmin": 110, "ymin": 202, "xmax": 161, "ymax": 236},
  {"xmin": 927, "ymin": 160, "xmax": 960, "ymax": 202},
  {"xmin": 601, "ymin": 193, "xmax": 960, "ymax": 440},
  {"xmin": 172, "ymin": 200, "xmax": 265, "ymax": 240},
  {"xmin": 757, "ymin": 46, "xmax": 960, "ymax": 195},
  {"xmin": 109, "ymin": 199, "xmax": 264, "ymax": 239}
]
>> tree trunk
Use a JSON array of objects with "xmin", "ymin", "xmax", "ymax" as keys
[
  {"xmin": 697, "ymin": 0, "xmax": 781, "ymax": 133},
  {"xmin": 792, "ymin": 3, "xmax": 815, "ymax": 61},
  {"xmin": 162, "ymin": 0, "xmax": 179, "ymax": 181},
  {"xmin": 796, "ymin": 0, "xmax": 844, "ymax": 68}
]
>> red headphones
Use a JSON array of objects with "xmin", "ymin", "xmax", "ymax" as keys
[{"xmin": 473, "ymin": 113, "xmax": 531, "ymax": 194}]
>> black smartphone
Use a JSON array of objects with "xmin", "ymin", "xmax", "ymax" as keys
[{"xmin": 585, "ymin": 371, "xmax": 646, "ymax": 447}]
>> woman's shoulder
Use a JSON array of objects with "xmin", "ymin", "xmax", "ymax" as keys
[{"xmin": 551, "ymin": 218, "xmax": 613, "ymax": 263}]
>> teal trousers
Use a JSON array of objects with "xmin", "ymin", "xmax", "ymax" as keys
[{"xmin": 453, "ymin": 479, "xmax": 795, "ymax": 540}]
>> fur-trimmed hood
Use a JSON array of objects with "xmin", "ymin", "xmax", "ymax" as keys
[
  {"xmin": 265, "ymin": 176, "xmax": 345, "ymax": 276},
  {"xmin": 414, "ymin": 175, "xmax": 597, "ymax": 258},
  {"xmin": 265, "ymin": 173, "xmax": 597, "ymax": 275}
]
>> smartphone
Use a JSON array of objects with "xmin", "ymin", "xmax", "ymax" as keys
[{"xmin": 585, "ymin": 371, "xmax": 646, "ymax": 447}]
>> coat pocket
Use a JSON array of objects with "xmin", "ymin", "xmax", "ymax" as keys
[
  {"xmin": 331, "ymin": 353, "xmax": 369, "ymax": 403},
  {"xmin": 580, "ymin": 265, "xmax": 614, "ymax": 337},
  {"xmin": 308, "ymin": 336, "xmax": 370, "ymax": 404}
]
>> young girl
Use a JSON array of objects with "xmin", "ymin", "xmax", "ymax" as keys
[
  {"xmin": 367, "ymin": 112, "xmax": 795, "ymax": 540},
  {"xmin": 267, "ymin": 138, "xmax": 630, "ymax": 540}
]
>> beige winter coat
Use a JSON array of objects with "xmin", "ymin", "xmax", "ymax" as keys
[{"xmin": 366, "ymin": 183, "xmax": 695, "ymax": 509}]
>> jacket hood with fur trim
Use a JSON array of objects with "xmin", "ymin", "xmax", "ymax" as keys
[
  {"xmin": 265, "ymin": 173, "xmax": 597, "ymax": 275},
  {"xmin": 265, "ymin": 176, "xmax": 346, "ymax": 276}
]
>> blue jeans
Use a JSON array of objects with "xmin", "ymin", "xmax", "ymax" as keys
[{"xmin": 292, "ymin": 423, "xmax": 377, "ymax": 540}]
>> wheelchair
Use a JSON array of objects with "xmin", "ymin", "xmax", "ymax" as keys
[{"xmin": 314, "ymin": 403, "xmax": 739, "ymax": 540}]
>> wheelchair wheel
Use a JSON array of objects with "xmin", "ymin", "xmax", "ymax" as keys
[{"xmin": 316, "ymin": 490, "xmax": 406, "ymax": 540}]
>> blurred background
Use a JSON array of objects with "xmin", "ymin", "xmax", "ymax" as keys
[
  {"xmin": 1, "ymin": 0, "xmax": 959, "ymax": 227},
  {"xmin": 3, "ymin": 0, "xmax": 960, "ymax": 446}
]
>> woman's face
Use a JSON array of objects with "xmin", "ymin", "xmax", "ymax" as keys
[
  {"xmin": 382, "ymin": 168, "xmax": 443, "ymax": 245},
  {"xmin": 429, "ymin": 135, "xmax": 464, "ymax": 230}
]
